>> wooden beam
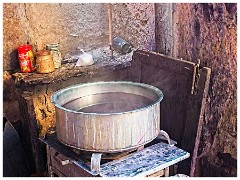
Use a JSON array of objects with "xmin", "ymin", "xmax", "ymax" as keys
[{"xmin": 178, "ymin": 67, "xmax": 211, "ymax": 176}]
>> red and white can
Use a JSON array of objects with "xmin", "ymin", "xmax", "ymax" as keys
[{"xmin": 18, "ymin": 44, "xmax": 35, "ymax": 73}]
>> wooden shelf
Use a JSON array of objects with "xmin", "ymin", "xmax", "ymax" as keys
[{"xmin": 13, "ymin": 47, "xmax": 133, "ymax": 87}]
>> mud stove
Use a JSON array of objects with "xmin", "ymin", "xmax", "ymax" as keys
[{"xmin": 41, "ymin": 132, "xmax": 189, "ymax": 177}]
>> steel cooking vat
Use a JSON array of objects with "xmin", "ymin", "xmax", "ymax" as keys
[{"xmin": 51, "ymin": 81, "xmax": 163, "ymax": 152}]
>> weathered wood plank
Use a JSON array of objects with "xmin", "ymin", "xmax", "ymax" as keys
[
  {"xmin": 46, "ymin": 146, "xmax": 52, "ymax": 176},
  {"xmin": 131, "ymin": 50, "xmax": 211, "ymax": 176},
  {"xmin": 48, "ymin": 147, "xmax": 95, "ymax": 177},
  {"xmin": 132, "ymin": 50, "xmax": 195, "ymax": 144},
  {"xmin": 126, "ymin": 51, "xmax": 142, "ymax": 82},
  {"xmin": 19, "ymin": 91, "xmax": 46, "ymax": 174},
  {"xmin": 133, "ymin": 50, "xmax": 195, "ymax": 76},
  {"xmin": 49, "ymin": 166, "xmax": 66, "ymax": 177},
  {"xmin": 178, "ymin": 67, "xmax": 211, "ymax": 176}
]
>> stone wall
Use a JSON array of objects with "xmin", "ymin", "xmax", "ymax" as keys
[{"xmin": 155, "ymin": 3, "xmax": 237, "ymax": 177}]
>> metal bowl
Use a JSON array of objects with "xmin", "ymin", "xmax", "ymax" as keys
[{"xmin": 51, "ymin": 81, "xmax": 163, "ymax": 153}]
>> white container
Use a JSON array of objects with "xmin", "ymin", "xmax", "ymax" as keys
[{"xmin": 75, "ymin": 49, "xmax": 94, "ymax": 67}]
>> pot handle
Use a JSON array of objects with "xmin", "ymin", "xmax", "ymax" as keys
[
  {"xmin": 158, "ymin": 130, "xmax": 171, "ymax": 145},
  {"xmin": 157, "ymin": 130, "xmax": 172, "ymax": 177}
]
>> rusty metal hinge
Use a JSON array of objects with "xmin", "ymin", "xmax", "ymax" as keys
[{"xmin": 191, "ymin": 59, "xmax": 201, "ymax": 95}]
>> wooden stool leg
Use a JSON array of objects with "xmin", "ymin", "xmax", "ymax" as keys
[
  {"xmin": 164, "ymin": 167, "xmax": 170, "ymax": 177},
  {"xmin": 49, "ymin": 166, "xmax": 54, "ymax": 177}
]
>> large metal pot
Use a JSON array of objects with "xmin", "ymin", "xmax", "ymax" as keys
[{"xmin": 51, "ymin": 81, "xmax": 163, "ymax": 153}]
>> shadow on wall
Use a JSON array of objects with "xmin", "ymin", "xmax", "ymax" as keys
[{"xmin": 9, "ymin": 49, "xmax": 19, "ymax": 71}]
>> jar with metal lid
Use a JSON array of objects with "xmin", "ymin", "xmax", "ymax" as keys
[
  {"xmin": 36, "ymin": 50, "xmax": 55, "ymax": 73},
  {"xmin": 46, "ymin": 43, "xmax": 62, "ymax": 69}
]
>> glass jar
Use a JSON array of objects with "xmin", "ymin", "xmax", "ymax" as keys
[{"xmin": 46, "ymin": 43, "xmax": 62, "ymax": 69}]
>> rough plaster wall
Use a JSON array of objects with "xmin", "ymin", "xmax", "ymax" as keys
[
  {"xmin": 3, "ymin": 3, "xmax": 109, "ymax": 71},
  {"xmin": 23, "ymin": 3, "xmax": 109, "ymax": 53},
  {"xmin": 3, "ymin": 3, "xmax": 109, "ymax": 125},
  {"xmin": 155, "ymin": 3, "xmax": 173, "ymax": 55},
  {"xmin": 112, "ymin": 3, "xmax": 156, "ymax": 51},
  {"xmin": 194, "ymin": 4, "xmax": 237, "ymax": 176},
  {"xmin": 3, "ymin": 3, "xmax": 156, "ymax": 71},
  {"xmin": 3, "ymin": 4, "xmax": 26, "ymax": 123},
  {"xmin": 3, "ymin": 3, "xmax": 28, "ymax": 71},
  {"xmin": 155, "ymin": 3, "xmax": 237, "ymax": 176}
]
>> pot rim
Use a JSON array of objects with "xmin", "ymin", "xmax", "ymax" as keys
[{"xmin": 51, "ymin": 81, "xmax": 163, "ymax": 116}]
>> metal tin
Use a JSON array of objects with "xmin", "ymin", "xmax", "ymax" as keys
[
  {"xmin": 18, "ymin": 44, "xmax": 35, "ymax": 73},
  {"xmin": 112, "ymin": 36, "xmax": 132, "ymax": 54},
  {"xmin": 36, "ymin": 50, "xmax": 55, "ymax": 73},
  {"xmin": 51, "ymin": 81, "xmax": 163, "ymax": 153},
  {"xmin": 46, "ymin": 43, "xmax": 62, "ymax": 69}
]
